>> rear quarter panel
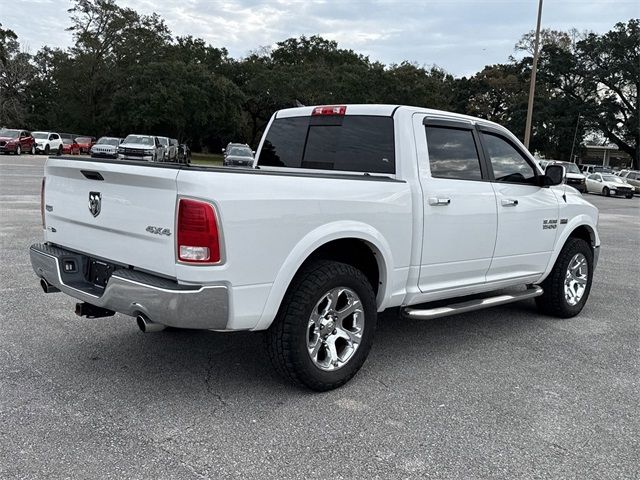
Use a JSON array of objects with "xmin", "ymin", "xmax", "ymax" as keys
[{"xmin": 175, "ymin": 169, "xmax": 413, "ymax": 329}]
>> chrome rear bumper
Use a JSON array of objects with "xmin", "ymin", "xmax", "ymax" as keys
[{"xmin": 30, "ymin": 243, "xmax": 229, "ymax": 329}]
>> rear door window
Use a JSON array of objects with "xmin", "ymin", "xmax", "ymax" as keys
[
  {"xmin": 259, "ymin": 115, "xmax": 395, "ymax": 174},
  {"xmin": 425, "ymin": 126, "xmax": 483, "ymax": 180}
]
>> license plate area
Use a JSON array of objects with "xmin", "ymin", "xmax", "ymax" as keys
[{"xmin": 86, "ymin": 259, "xmax": 116, "ymax": 290}]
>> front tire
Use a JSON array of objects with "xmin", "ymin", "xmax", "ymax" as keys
[
  {"xmin": 535, "ymin": 238, "xmax": 593, "ymax": 318},
  {"xmin": 16, "ymin": 145, "xmax": 21, "ymax": 155},
  {"xmin": 44, "ymin": 145, "xmax": 50, "ymax": 155},
  {"xmin": 30, "ymin": 145, "xmax": 36, "ymax": 155},
  {"xmin": 266, "ymin": 260, "xmax": 377, "ymax": 391},
  {"xmin": 602, "ymin": 187, "xmax": 610, "ymax": 196}
]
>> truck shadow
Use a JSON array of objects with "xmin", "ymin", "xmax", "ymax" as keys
[{"xmin": 59, "ymin": 298, "xmax": 546, "ymax": 401}]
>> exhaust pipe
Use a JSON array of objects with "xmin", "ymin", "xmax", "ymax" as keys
[
  {"xmin": 40, "ymin": 278, "xmax": 60, "ymax": 293},
  {"xmin": 75, "ymin": 302, "xmax": 115, "ymax": 319},
  {"xmin": 136, "ymin": 314, "xmax": 165, "ymax": 333}
]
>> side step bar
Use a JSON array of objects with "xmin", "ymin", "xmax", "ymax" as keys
[{"xmin": 402, "ymin": 286, "xmax": 543, "ymax": 320}]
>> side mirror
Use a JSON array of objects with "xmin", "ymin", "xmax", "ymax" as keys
[{"xmin": 543, "ymin": 164, "xmax": 564, "ymax": 186}]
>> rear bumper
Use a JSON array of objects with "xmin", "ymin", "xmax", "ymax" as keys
[{"xmin": 29, "ymin": 243, "xmax": 229, "ymax": 330}]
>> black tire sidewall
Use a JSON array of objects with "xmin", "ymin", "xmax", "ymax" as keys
[
  {"xmin": 271, "ymin": 260, "xmax": 378, "ymax": 390},
  {"xmin": 603, "ymin": 187, "xmax": 609, "ymax": 196},
  {"xmin": 544, "ymin": 238, "xmax": 594, "ymax": 317},
  {"xmin": 293, "ymin": 270, "xmax": 377, "ymax": 388}
]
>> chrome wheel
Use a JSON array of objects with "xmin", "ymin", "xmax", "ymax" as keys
[
  {"xmin": 564, "ymin": 253, "xmax": 588, "ymax": 306},
  {"xmin": 306, "ymin": 287, "xmax": 364, "ymax": 371}
]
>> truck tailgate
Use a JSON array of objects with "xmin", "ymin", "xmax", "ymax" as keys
[{"xmin": 43, "ymin": 158, "xmax": 179, "ymax": 277}]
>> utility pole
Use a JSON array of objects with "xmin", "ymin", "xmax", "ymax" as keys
[
  {"xmin": 569, "ymin": 113, "xmax": 581, "ymax": 163},
  {"xmin": 524, "ymin": 0, "xmax": 544, "ymax": 149}
]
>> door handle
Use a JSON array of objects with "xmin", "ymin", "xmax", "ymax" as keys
[
  {"xmin": 428, "ymin": 197, "xmax": 451, "ymax": 206},
  {"xmin": 501, "ymin": 199, "xmax": 519, "ymax": 207}
]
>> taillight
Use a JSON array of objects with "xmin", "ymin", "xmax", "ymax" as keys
[
  {"xmin": 177, "ymin": 198, "xmax": 220, "ymax": 263},
  {"xmin": 40, "ymin": 177, "xmax": 46, "ymax": 228},
  {"xmin": 312, "ymin": 105, "xmax": 346, "ymax": 116}
]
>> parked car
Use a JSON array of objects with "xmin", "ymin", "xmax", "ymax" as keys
[
  {"xmin": 177, "ymin": 143, "xmax": 191, "ymax": 164},
  {"xmin": 117, "ymin": 134, "xmax": 163, "ymax": 162},
  {"xmin": 223, "ymin": 144, "xmax": 254, "ymax": 167},
  {"xmin": 618, "ymin": 170, "xmax": 640, "ymax": 194},
  {"xmin": 546, "ymin": 160, "xmax": 586, "ymax": 193},
  {"xmin": 75, "ymin": 136, "xmax": 96, "ymax": 154},
  {"xmin": 156, "ymin": 136, "xmax": 170, "ymax": 161},
  {"xmin": 585, "ymin": 172, "xmax": 634, "ymax": 198},
  {"xmin": 222, "ymin": 142, "xmax": 246, "ymax": 156},
  {"xmin": 582, "ymin": 164, "xmax": 612, "ymax": 175},
  {"xmin": 91, "ymin": 137, "xmax": 122, "ymax": 159},
  {"xmin": 31, "ymin": 104, "xmax": 601, "ymax": 391},
  {"xmin": 32, "ymin": 131, "xmax": 64, "ymax": 155},
  {"xmin": 0, "ymin": 128, "xmax": 36, "ymax": 155},
  {"xmin": 162, "ymin": 138, "xmax": 179, "ymax": 162},
  {"xmin": 61, "ymin": 137, "xmax": 80, "ymax": 155}
]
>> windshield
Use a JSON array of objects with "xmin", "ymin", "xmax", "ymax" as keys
[
  {"xmin": 124, "ymin": 135, "xmax": 154, "ymax": 145},
  {"xmin": 228, "ymin": 146, "xmax": 253, "ymax": 157},
  {"xmin": 97, "ymin": 137, "xmax": 120, "ymax": 146},
  {"xmin": 0, "ymin": 128, "xmax": 20, "ymax": 138},
  {"xmin": 603, "ymin": 175, "xmax": 624, "ymax": 183},
  {"xmin": 32, "ymin": 132, "xmax": 48, "ymax": 139},
  {"xmin": 76, "ymin": 137, "xmax": 92, "ymax": 143},
  {"xmin": 561, "ymin": 162, "xmax": 581, "ymax": 174}
]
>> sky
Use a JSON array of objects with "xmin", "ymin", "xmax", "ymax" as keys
[{"xmin": 3, "ymin": 0, "xmax": 638, "ymax": 76}]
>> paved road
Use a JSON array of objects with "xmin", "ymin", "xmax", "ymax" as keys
[{"xmin": 1, "ymin": 155, "xmax": 639, "ymax": 479}]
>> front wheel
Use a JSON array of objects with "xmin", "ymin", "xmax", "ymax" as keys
[
  {"xmin": 535, "ymin": 238, "xmax": 593, "ymax": 318},
  {"xmin": 266, "ymin": 260, "xmax": 377, "ymax": 391},
  {"xmin": 602, "ymin": 187, "xmax": 610, "ymax": 196},
  {"xmin": 30, "ymin": 145, "xmax": 36, "ymax": 155},
  {"xmin": 626, "ymin": 194, "xmax": 633, "ymax": 199},
  {"xmin": 16, "ymin": 145, "xmax": 21, "ymax": 155},
  {"xmin": 44, "ymin": 145, "xmax": 50, "ymax": 155}
]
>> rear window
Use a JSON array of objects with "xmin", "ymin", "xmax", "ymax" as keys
[{"xmin": 258, "ymin": 115, "xmax": 395, "ymax": 174}]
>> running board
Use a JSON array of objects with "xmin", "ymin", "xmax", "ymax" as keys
[{"xmin": 402, "ymin": 286, "xmax": 543, "ymax": 320}]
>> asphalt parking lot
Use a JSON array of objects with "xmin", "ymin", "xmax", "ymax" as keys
[{"xmin": 1, "ymin": 154, "xmax": 639, "ymax": 479}]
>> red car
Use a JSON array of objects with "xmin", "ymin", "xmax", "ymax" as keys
[
  {"xmin": 75, "ymin": 136, "xmax": 96, "ymax": 154},
  {"xmin": 0, "ymin": 128, "xmax": 36, "ymax": 155},
  {"xmin": 61, "ymin": 138, "xmax": 81, "ymax": 155}
]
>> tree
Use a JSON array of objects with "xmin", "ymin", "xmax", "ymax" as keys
[
  {"xmin": 574, "ymin": 20, "xmax": 639, "ymax": 168},
  {"xmin": 0, "ymin": 24, "xmax": 34, "ymax": 126}
]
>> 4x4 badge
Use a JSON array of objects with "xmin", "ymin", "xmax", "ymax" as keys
[{"xmin": 88, "ymin": 191, "xmax": 101, "ymax": 217}]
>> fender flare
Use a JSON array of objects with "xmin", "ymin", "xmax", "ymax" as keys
[
  {"xmin": 538, "ymin": 216, "xmax": 600, "ymax": 283},
  {"xmin": 253, "ymin": 221, "xmax": 395, "ymax": 330}
]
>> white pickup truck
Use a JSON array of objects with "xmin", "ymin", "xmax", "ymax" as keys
[{"xmin": 31, "ymin": 104, "xmax": 600, "ymax": 391}]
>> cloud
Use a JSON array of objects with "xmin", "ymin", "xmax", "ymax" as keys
[{"xmin": 1, "ymin": 0, "xmax": 637, "ymax": 76}]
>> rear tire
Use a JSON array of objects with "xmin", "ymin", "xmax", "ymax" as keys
[
  {"xmin": 266, "ymin": 260, "xmax": 377, "ymax": 391},
  {"xmin": 535, "ymin": 238, "xmax": 593, "ymax": 318},
  {"xmin": 57, "ymin": 145, "xmax": 63, "ymax": 155}
]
